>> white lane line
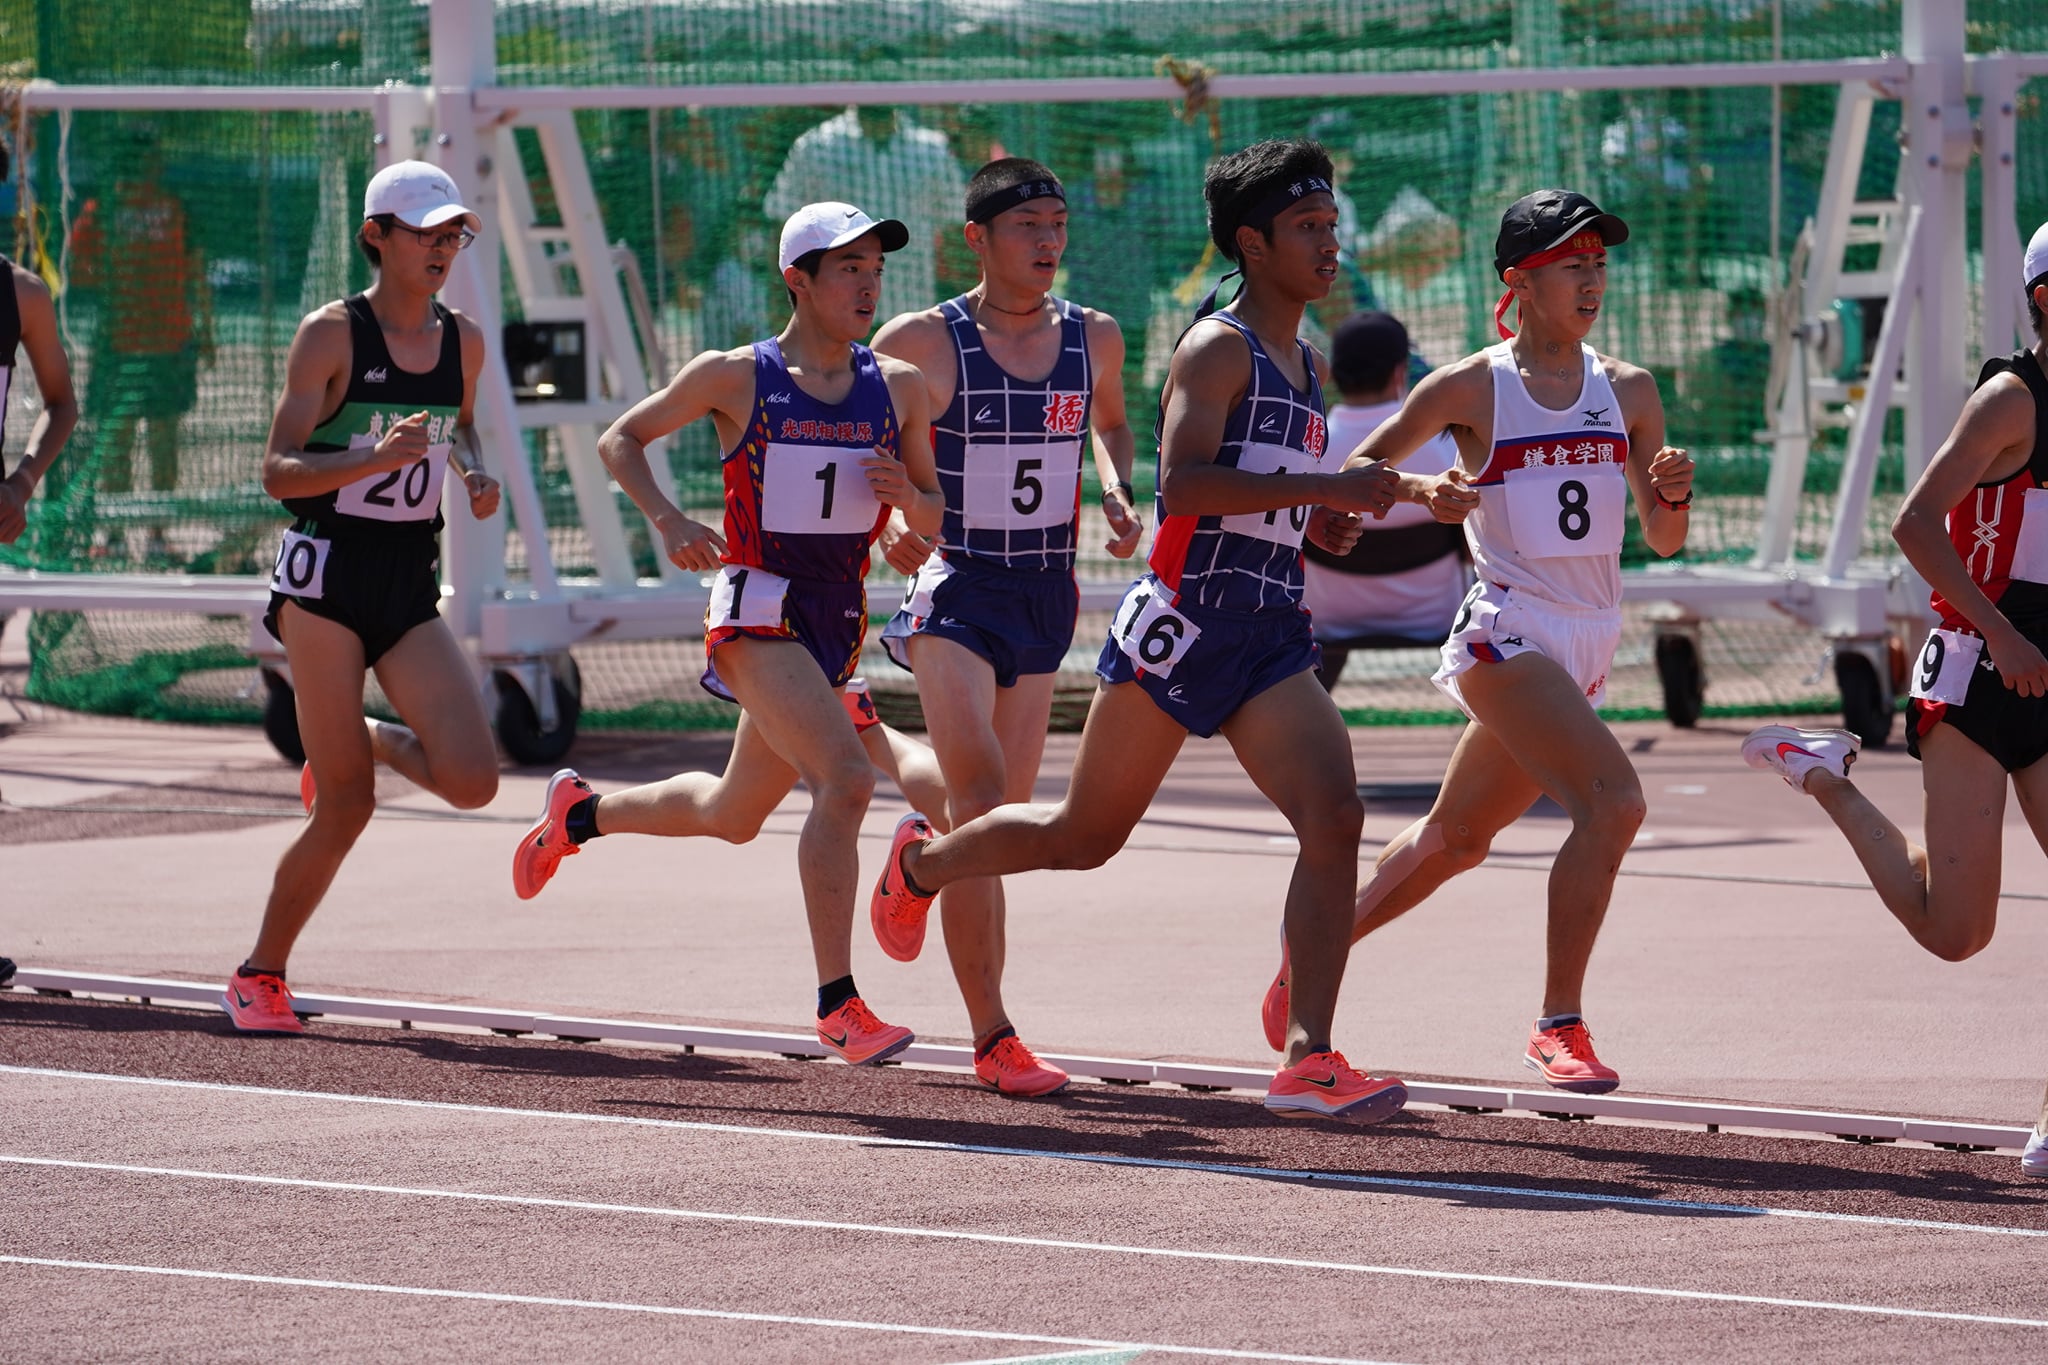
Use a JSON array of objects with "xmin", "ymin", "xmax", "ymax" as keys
[
  {"xmin": 0, "ymin": 1255, "xmax": 1398, "ymax": 1364},
  {"xmin": 5, "ymin": 1064, "xmax": 2043, "ymax": 1241},
  {"xmin": 10, "ymin": 1154, "xmax": 2048, "ymax": 1329}
]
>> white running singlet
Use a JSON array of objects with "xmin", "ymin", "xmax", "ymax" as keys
[{"xmin": 1466, "ymin": 341, "xmax": 1630, "ymax": 611}]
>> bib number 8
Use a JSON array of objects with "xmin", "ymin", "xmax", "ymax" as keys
[
  {"xmin": 1557, "ymin": 479, "xmax": 1590, "ymax": 541},
  {"xmin": 1503, "ymin": 462, "xmax": 1624, "ymax": 558},
  {"xmin": 1111, "ymin": 578, "xmax": 1201, "ymax": 679}
]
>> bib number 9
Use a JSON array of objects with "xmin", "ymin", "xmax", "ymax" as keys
[
  {"xmin": 1908, "ymin": 627, "xmax": 1983, "ymax": 706},
  {"xmin": 270, "ymin": 530, "xmax": 331, "ymax": 600},
  {"xmin": 705, "ymin": 563, "xmax": 790, "ymax": 631},
  {"xmin": 1503, "ymin": 462, "xmax": 1625, "ymax": 558},
  {"xmin": 1110, "ymin": 577, "xmax": 1201, "ymax": 678}
]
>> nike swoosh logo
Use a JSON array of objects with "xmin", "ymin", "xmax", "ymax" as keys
[
  {"xmin": 822, "ymin": 1030, "xmax": 848, "ymax": 1047},
  {"xmin": 232, "ymin": 989, "xmax": 256, "ymax": 1009},
  {"xmin": 1534, "ymin": 1047, "xmax": 1557, "ymax": 1064},
  {"xmin": 1775, "ymin": 742, "xmax": 1815, "ymax": 761},
  {"xmin": 1301, "ymin": 1073, "xmax": 1338, "ymax": 1090}
]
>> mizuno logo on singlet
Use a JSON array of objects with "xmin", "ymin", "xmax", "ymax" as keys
[
  {"xmin": 1582, "ymin": 407, "xmax": 1609, "ymax": 425},
  {"xmin": 363, "ymin": 367, "xmax": 388, "ymax": 383}
]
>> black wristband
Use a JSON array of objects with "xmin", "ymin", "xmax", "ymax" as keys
[
  {"xmin": 1101, "ymin": 481, "xmax": 1135, "ymax": 505},
  {"xmin": 1656, "ymin": 489, "xmax": 1693, "ymax": 511}
]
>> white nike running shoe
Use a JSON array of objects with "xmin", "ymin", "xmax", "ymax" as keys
[
  {"xmin": 1741, "ymin": 725, "xmax": 1860, "ymax": 792},
  {"xmin": 2023, "ymin": 1130, "xmax": 2048, "ymax": 1179}
]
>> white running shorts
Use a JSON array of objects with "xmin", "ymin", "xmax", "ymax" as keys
[{"xmin": 1431, "ymin": 579, "xmax": 1623, "ymax": 719}]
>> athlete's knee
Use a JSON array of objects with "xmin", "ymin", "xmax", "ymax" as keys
[
  {"xmin": 1576, "ymin": 777, "xmax": 1646, "ymax": 840},
  {"xmin": 310, "ymin": 779, "xmax": 376, "ymax": 837},
  {"xmin": 1923, "ymin": 902, "xmax": 1998, "ymax": 962},
  {"xmin": 438, "ymin": 762, "xmax": 499, "ymax": 811},
  {"xmin": 947, "ymin": 777, "xmax": 1009, "ymax": 828},
  {"xmin": 806, "ymin": 756, "xmax": 877, "ymax": 815},
  {"xmin": 706, "ymin": 806, "xmax": 768, "ymax": 845},
  {"xmin": 1045, "ymin": 810, "xmax": 1129, "ymax": 871},
  {"xmin": 1290, "ymin": 787, "xmax": 1364, "ymax": 852}
]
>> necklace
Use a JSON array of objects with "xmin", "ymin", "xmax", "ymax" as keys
[{"xmin": 975, "ymin": 293, "xmax": 1045, "ymax": 318}]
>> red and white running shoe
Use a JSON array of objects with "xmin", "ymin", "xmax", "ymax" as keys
[{"xmin": 1264, "ymin": 1051, "xmax": 1407, "ymax": 1123}]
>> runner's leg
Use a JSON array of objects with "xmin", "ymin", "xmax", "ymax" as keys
[
  {"xmin": 902, "ymin": 679, "xmax": 1184, "ymax": 890},
  {"xmin": 590, "ymin": 711, "xmax": 799, "ymax": 845},
  {"xmin": 370, "ymin": 618, "xmax": 498, "ymax": 810},
  {"xmin": 1798, "ymin": 723, "xmax": 2008, "ymax": 961},
  {"xmin": 247, "ymin": 603, "xmax": 376, "ymax": 972},
  {"xmin": 908, "ymin": 633, "xmax": 1059, "ymax": 1040},
  {"xmin": 707, "ymin": 636, "xmax": 877, "ymax": 985},
  {"xmin": 1353, "ymin": 722, "xmax": 1542, "ymax": 940},
  {"xmin": 862, "ymin": 722, "xmax": 952, "ymax": 832},
  {"xmin": 1453, "ymin": 652, "xmax": 1645, "ymax": 1017},
  {"xmin": 1220, "ymin": 669, "xmax": 1365, "ymax": 1066}
]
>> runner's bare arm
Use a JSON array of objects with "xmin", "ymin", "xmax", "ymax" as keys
[
  {"xmin": 1894, "ymin": 373, "xmax": 2048, "ymax": 695},
  {"xmin": 261, "ymin": 305, "xmax": 429, "ymax": 500},
  {"xmin": 1614, "ymin": 363, "xmax": 1690, "ymax": 558},
  {"xmin": 1085, "ymin": 311, "xmax": 1144, "ymax": 557},
  {"xmin": 873, "ymin": 357, "xmax": 943, "ymax": 538},
  {"xmin": 1342, "ymin": 357, "xmax": 1484, "ymax": 522},
  {"xmin": 1159, "ymin": 321, "xmax": 1395, "ymax": 519},
  {"xmin": 445, "ymin": 312, "xmax": 501, "ymax": 520},
  {"xmin": 598, "ymin": 348, "xmax": 755, "ymax": 569},
  {"xmin": 0, "ymin": 267, "xmax": 79, "ymax": 543}
]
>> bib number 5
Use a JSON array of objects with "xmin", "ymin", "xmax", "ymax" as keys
[
  {"xmin": 1111, "ymin": 578, "xmax": 1201, "ymax": 678},
  {"xmin": 1908, "ymin": 627, "xmax": 1983, "ymax": 707}
]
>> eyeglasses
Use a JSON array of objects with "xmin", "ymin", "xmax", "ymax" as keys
[{"xmin": 388, "ymin": 222, "xmax": 476, "ymax": 251}]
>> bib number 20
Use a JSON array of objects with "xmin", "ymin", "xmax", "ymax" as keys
[{"xmin": 1111, "ymin": 578, "xmax": 1200, "ymax": 679}]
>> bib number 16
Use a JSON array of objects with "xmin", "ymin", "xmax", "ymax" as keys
[{"xmin": 1111, "ymin": 578, "xmax": 1201, "ymax": 679}]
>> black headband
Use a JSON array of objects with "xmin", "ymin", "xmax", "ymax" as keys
[
  {"xmin": 1230, "ymin": 174, "xmax": 1333, "ymax": 254},
  {"xmin": 967, "ymin": 176, "xmax": 1066, "ymax": 225}
]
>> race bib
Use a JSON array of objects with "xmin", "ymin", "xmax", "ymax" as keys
[
  {"xmin": 705, "ymin": 563, "xmax": 789, "ymax": 630},
  {"xmin": 1218, "ymin": 441, "xmax": 1320, "ymax": 548},
  {"xmin": 333, "ymin": 434, "xmax": 450, "ymax": 523},
  {"xmin": 899, "ymin": 553, "xmax": 955, "ymax": 622},
  {"xmin": 269, "ymin": 529, "xmax": 331, "ymax": 600},
  {"xmin": 1504, "ymin": 462, "xmax": 1626, "ymax": 558},
  {"xmin": 2008, "ymin": 487, "xmax": 2048, "ymax": 585},
  {"xmin": 961, "ymin": 439, "xmax": 1083, "ymax": 532},
  {"xmin": 1908, "ymin": 627, "xmax": 1983, "ymax": 706},
  {"xmin": 1110, "ymin": 577, "xmax": 1201, "ymax": 678},
  {"xmin": 760, "ymin": 443, "xmax": 881, "ymax": 535}
]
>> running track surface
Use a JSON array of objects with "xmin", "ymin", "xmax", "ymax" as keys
[{"xmin": 5, "ymin": 994, "xmax": 2047, "ymax": 1363}]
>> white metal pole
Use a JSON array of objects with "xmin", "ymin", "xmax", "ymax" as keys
[
  {"xmin": 1975, "ymin": 54, "xmax": 2025, "ymax": 366},
  {"xmin": 1900, "ymin": 0, "xmax": 1971, "ymax": 498}
]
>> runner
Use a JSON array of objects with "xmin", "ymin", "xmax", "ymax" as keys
[
  {"xmin": 0, "ymin": 154, "xmax": 80, "ymax": 990},
  {"xmin": 869, "ymin": 139, "xmax": 1413, "ymax": 1123},
  {"xmin": 1264, "ymin": 188, "xmax": 1695, "ymax": 1095},
  {"xmin": 1742, "ymin": 229, "xmax": 2048, "ymax": 1176},
  {"xmin": 511, "ymin": 203, "xmax": 944, "ymax": 1067},
  {"xmin": 226, "ymin": 160, "xmax": 504, "ymax": 1034},
  {"xmin": 867, "ymin": 157, "xmax": 1144, "ymax": 1096}
]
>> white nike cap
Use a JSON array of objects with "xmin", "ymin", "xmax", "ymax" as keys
[
  {"xmin": 2026, "ymin": 220, "xmax": 2048, "ymax": 292},
  {"xmin": 364, "ymin": 159, "xmax": 481, "ymax": 233},
  {"xmin": 777, "ymin": 202, "xmax": 909, "ymax": 271}
]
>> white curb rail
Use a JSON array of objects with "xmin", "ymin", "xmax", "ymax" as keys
[{"xmin": 5, "ymin": 969, "xmax": 2030, "ymax": 1153}]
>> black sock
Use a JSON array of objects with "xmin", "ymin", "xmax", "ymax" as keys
[
  {"xmin": 973, "ymin": 1024, "xmax": 1016, "ymax": 1061},
  {"xmin": 564, "ymin": 795, "xmax": 603, "ymax": 845},
  {"xmin": 237, "ymin": 962, "xmax": 283, "ymax": 981},
  {"xmin": 817, "ymin": 975, "xmax": 858, "ymax": 1019}
]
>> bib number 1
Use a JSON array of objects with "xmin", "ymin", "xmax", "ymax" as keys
[
  {"xmin": 705, "ymin": 563, "xmax": 790, "ymax": 631},
  {"xmin": 1908, "ymin": 627, "xmax": 1983, "ymax": 707},
  {"xmin": 1110, "ymin": 578, "xmax": 1201, "ymax": 678}
]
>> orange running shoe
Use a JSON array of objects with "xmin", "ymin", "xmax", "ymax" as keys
[
  {"xmin": 221, "ymin": 970, "xmax": 303, "ymax": 1035},
  {"xmin": 975, "ymin": 1034, "xmax": 1070, "ymax": 1097},
  {"xmin": 1264, "ymin": 1051, "xmax": 1406, "ymax": 1123},
  {"xmin": 1261, "ymin": 949, "xmax": 1290, "ymax": 1053},
  {"xmin": 1524, "ymin": 1018, "xmax": 1620, "ymax": 1094},
  {"xmin": 299, "ymin": 762, "xmax": 316, "ymax": 814},
  {"xmin": 816, "ymin": 996, "xmax": 914, "ymax": 1066},
  {"xmin": 870, "ymin": 812, "xmax": 936, "ymax": 962},
  {"xmin": 513, "ymin": 768, "xmax": 593, "ymax": 900}
]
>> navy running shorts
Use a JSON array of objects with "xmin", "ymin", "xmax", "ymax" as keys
[
  {"xmin": 702, "ymin": 575, "xmax": 867, "ymax": 703},
  {"xmin": 880, "ymin": 552, "xmax": 1079, "ymax": 687},
  {"xmin": 1094, "ymin": 577, "xmax": 1320, "ymax": 738}
]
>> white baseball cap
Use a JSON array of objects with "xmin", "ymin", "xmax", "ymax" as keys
[
  {"xmin": 364, "ymin": 159, "xmax": 481, "ymax": 233},
  {"xmin": 2026, "ymin": 221, "xmax": 2048, "ymax": 291},
  {"xmin": 777, "ymin": 202, "xmax": 909, "ymax": 271}
]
